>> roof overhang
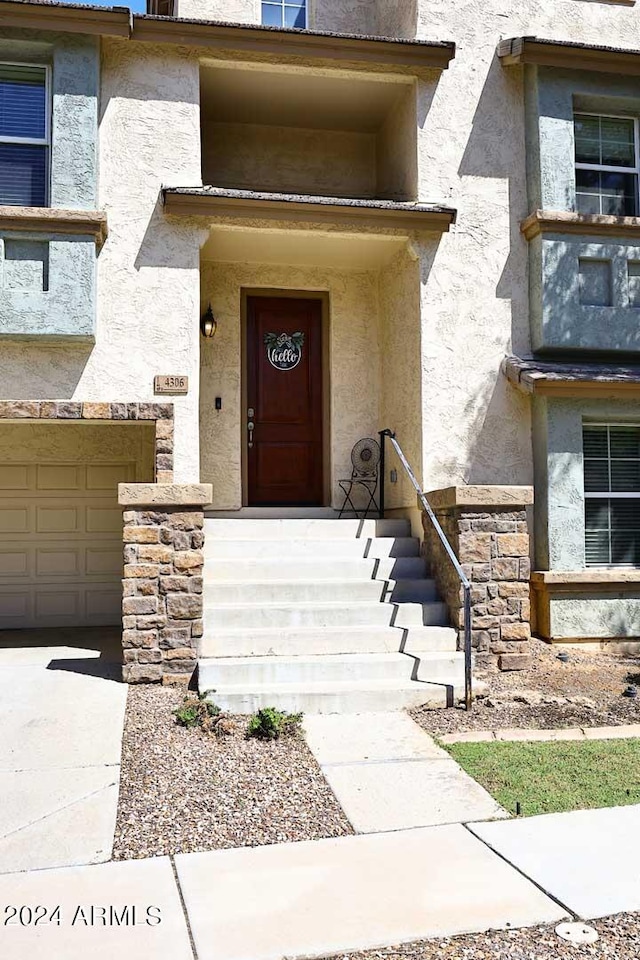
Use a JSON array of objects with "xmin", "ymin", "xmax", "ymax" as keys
[
  {"xmin": 132, "ymin": 16, "xmax": 455, "ymax": 72},
  {"xmin": 0, "ymin": 1, "xmax": 455, "ymax": 73},
  {"xmin": 521, "ymin": 210, "xmax": 640, "ymax": 242},
  {"xmin": 499, "ymin": 36, "xmax": 640, "ymax": 76},
  {"xmin": 503, "ymin": 355, "xmax": 640, "ymax": 398},
  {"xmin": 163, "ymin": 188, "xmax": 457, "ymax": 234},
  {"xmin": 0, "ymin": 206, "xmax": 108, "ymax": 247},
  {"xmin": 0, "ymin": 0, "xmax": 131, "ymax": 37}
]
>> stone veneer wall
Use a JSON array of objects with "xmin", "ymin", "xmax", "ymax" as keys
[
  {"xmin": 119, "ymin": 484, "xmax": 213, "ymax": 684},
  {"xmin": 422, "ymin": 486, "xmax": 534, "ymax": 671},
  {"xmin": 0, "ymin": 401, "xmax": 174, "ymax": 482}
]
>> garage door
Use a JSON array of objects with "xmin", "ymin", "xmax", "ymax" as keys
[{"xmin": 0, "ymin": 460, "xmax": 134, "ymax": 628}]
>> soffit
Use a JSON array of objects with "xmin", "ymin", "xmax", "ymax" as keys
[
  {"xmin": 200, "ymin": 63, "xmax": 409, "ymax": 132},
  {"xmin": 200, "ymin": 225, "xmax": 407, "ymax": 269}
]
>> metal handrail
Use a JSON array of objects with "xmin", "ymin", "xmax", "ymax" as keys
[{"xmin": 379, "ymin": 430, "xmax": 472, "ymax": 711}]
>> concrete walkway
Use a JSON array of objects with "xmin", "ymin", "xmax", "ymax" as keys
[
  {"xmin": 5, "ymin": 804, "xmax": 640, "ymax": 959},
  {"xmin": 441, "ymin": 723, "xmax": 640, "ymax": 744},
  {"xmin": 304, "ymin": 712, "xmax": 507, "ymax": 831},
  {"xmin": 0, "ymin": 628, "xmax": 127, "ymax": 874}
]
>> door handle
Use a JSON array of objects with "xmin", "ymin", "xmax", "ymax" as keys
[{"xmin": 247, "ymin": 421, "xmax": 255, "ymax": 448}]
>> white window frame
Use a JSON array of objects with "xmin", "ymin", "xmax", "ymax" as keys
[
  {"xmin": 574, "ymin": 111, "xmax": 640, "ymax": 217},
  {"xmin": 261, "ymin": 0, "xmax": 307, "ymax": 29},
  {"xmin": 0, "ymin": 62, "xmax": 51, "ymax": 206},
  {"xmin": 583, "ymin": 421, "xmax": 640, "ymax": 568}
]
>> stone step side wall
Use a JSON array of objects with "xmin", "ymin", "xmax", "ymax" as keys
[
  {"xmin": 422, "ymin": 486, "xmax": 534, "ymax": 671},
  {"xmin": 119, "ymin": 484, "xmax": 213, "ymax": 683}
]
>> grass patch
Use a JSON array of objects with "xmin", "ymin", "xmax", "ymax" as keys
[{"xmin": 445, "ymin": 739, "xmax": 640, "ymax": 817}]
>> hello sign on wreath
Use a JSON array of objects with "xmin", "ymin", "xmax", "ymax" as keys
[{"xmin": 264, "ymin": 332, "xmax": 305, "ymax": 371}]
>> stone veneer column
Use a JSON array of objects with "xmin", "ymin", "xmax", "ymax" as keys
[
  {"xmin": 422, "ymin": 486, "xmax": 534, "ymax": 671},
  {"xmin": 118, "ymin": 483, "xmax": 213, "ymax": 684}
]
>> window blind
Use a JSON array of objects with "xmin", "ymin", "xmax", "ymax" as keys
[
  {"xmin": 583, "ymin": 424, "xmax": 640, "ymax": 566},
  {"xmin": 0, "ymin": 65, "xmax": 48, "ymax": 207}
]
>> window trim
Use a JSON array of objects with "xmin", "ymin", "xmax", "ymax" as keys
[
  {"xmin": 261, "ymin": 0, "xmax": 307, "ymax": 30},
  {"xmin": 574, "ymin": 111, "xmax": 640, "ymax": 216},
  {"xmin": 0, "ymin": 62, "xmax": 51, "ymax": 207},
  {"xmin": 583, "ymin": 420, "xmax": 640, "ymax": 567}
]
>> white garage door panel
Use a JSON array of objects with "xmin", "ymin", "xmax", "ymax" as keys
[
  {"xmin": 0, "ymin": 461, "xmax": 134, "ymax": 628},
  {"xmin": 0, "ymin": 507, "xmax": 29, "ymax": 534},
  {"xmin": 0, "ymin": 464, "xmax": 29, "ymax": 489}
]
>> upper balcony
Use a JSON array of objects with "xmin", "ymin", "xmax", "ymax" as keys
[{"xmin": 200, "ymin": 62, "xmax": 418, "ymax": 203}]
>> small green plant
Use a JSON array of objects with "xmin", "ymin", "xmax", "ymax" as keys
[
  {"xmin": 173, "ymin": 691, "xmax": 222, "ymax": 733},
  {"xmin": 246, "ymin": 706, "xmax": 304, "ymax": 740}
]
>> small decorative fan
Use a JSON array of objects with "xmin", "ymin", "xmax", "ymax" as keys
[{"xmin": 351, "ymin": 438, "xmax": 380, "ymax": 477}]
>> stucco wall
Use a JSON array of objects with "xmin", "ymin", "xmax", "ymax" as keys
[
  {"xmin": 200, "ymin": 259, "xmax": 381, "ymax": 509},
  {"xmin": 532, "ymin": 233, "xmax": 640, "ymax": 352},
  {"xmin": 548, "ymin": 594, "xmax": 640, "ymax": 640},
  {"xmin": 175, "ymin": 0, "xmax": 414, "ymax": 35},
  {"xmin": 379, "ymin": 245, "xmax": 422, "ymax": 510},
  {"xmin": 0, "ymin": 236, "xmax": 96, "ymax": 340},
  {"xmin": 176, "ymin": 0, "xmax": 257, "ymax": 22},
  {"xmin": 0, "ymin": 31, "xmax": 100, "ymax": 209},
  {"xmin": 0, "ymin": 31, "xmax": 99, "ymax": 341},
  {"xmin": 0, "ymin": 39, "xmax": 205, "ymax": 483},
  {"xmin": 202, "ymin": 122, "xmax": 377, "ymax": 198},
  {"xmin": 376, "ymin": 85, "xmax": 417, "ymax": 201}
]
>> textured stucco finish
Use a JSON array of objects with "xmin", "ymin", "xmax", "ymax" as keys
[
  {"xmin": 0, "ymin": 30, "xmax": 100, "ymax": 210},
  {"xmin": 549, "ymin": 596, "xmax": 640, "ymax": 640},
  {"xmin": 0, "ymin": 32, "xmax": 99, "ymax": 340},
  {"xmin": 176, "ymin": 0, "xmax": 412, "ymax": 35},
  {"xmin": 0, "ymin": 40, "xmax": 204, "ymax": 481},
  {"xmin": 532, "ymin": 234, "xmax": 640, "ymax": 352},
  {"xmin": 379, "ymin": 245, "xmax": 422, "ymax": 510},
  {"xmin": 202, "ymin": 122, "xmax": 378, "ymax": 199},
  {"xmin": 177, "ymin": 0, "xmax": 257, "ymax": 21},
  {"xmin": 51, "ymin": 34, "xmax": 99, "ymax": 210},
  {"xmin": 0, "ymin": 236, "xmax": 96, "ymax": 339}
]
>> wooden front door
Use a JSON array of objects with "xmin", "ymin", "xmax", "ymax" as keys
[{"xmin": 246, "ymin": 295, "xmax": 324, "ymax": 506}]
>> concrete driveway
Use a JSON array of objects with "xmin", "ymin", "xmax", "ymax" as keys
[{"xmin": 0, "ymin": 627, "xmax": 127, "ymax": 874}]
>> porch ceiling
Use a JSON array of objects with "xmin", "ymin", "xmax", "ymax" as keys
[
  {"xmin": 200, "ymin": 62, "xmax": 410, "ymax": 132},
  {"xmin": 200, "ymin": 224, "xmax": 407, "ymax": 269}
]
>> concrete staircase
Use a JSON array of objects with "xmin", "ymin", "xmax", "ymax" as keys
[{"xmin": 198, "ymin": 518, "xmax": 469, "ymax": 714}]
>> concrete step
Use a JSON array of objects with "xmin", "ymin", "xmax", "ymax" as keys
[
  {"xmin": 199, "ymin": 625, "xmax": 458, "ymax": 658},
  {"xmin": 205, "ymin": 579, "xmax": 387, "ymax": 604},
  {"xmin": 204, "ymin": 579, "xmax": 438, "ymax": 605},
  {"xmin": 205, "ymin": 600, "xmax": 449, "ymax": 630},
  {"xmin": 204, "ymin": 537, "xmax": 421, "ymax": 560},
  {"xmin": 204, "ymin": 518, "xmax": 410, "ymax": 540},
  {"xmin": 197, "ymin": 676, "xmax": 461, "ymax": 714},
  {"xmin": 204, "ymin": 556, "xmax": 429, "ymax": 582},
  {"xmin": 198, "ymin": 652, "xmax": 466, "ymax": 687}
]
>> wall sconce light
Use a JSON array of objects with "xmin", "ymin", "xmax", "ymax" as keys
[{"xmin": 200, "ymin": 304, "xmax": 217, "ymax": 339}]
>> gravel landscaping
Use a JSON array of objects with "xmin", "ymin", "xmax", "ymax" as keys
[
  {"xmin": 322, "ymin": 914, "xmax": 640, "ymax": 959},
  {"xmin": 412, "ymin": 638, "xmax": 640, "ymax": 736},
  {"xmin": 112, "ymin": 685, "xmax": 353, "ymax": 861}
]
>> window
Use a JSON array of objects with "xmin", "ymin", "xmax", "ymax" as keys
[
  {"xmin": 262, "ymin": 0, "xmax": 306, "ymax": 29},
  {"xmin": 583, "ymin": 423, "xmax": 640, "ymax": 566},
  {"xmin": 574, "ymin": 113, "xmax": 639, "ymax": 217},
  {"xmin": 0, "ymin": 64, "xmax": 49, "ymax": 207}
]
